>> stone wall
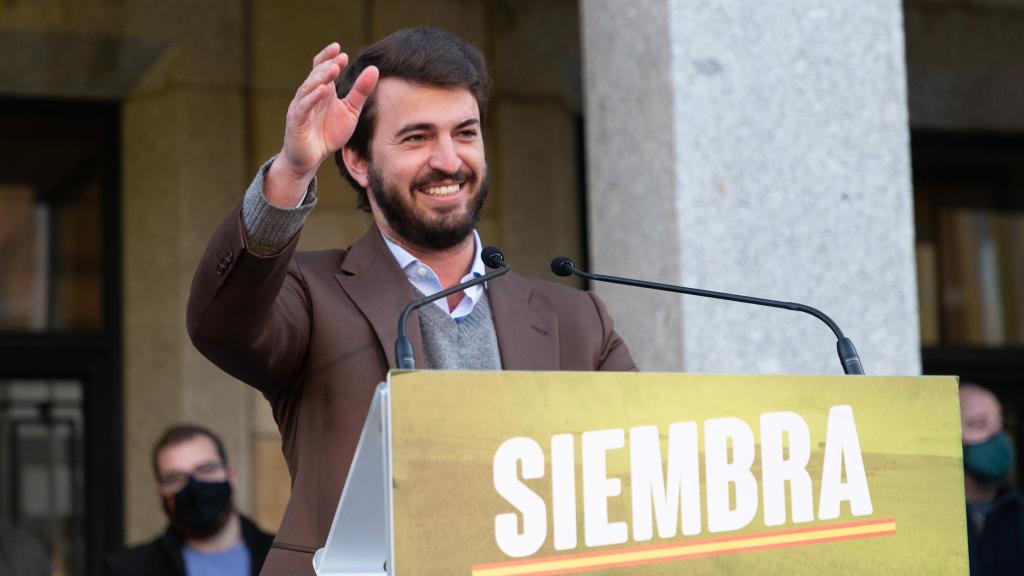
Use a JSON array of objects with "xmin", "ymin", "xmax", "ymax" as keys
[{"xmin": 904, "ymin": 1, "xmax": 1024, "ymax": 131}]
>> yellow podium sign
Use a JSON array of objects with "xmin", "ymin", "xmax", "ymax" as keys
[{"xmin": 314, "ymin": 372, "xmax": 966, "ymax": 576}]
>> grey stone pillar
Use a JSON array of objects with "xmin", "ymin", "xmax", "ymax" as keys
[{"xmin": 581, "ymin": 0, "xmax": 920, "ymax": 375}]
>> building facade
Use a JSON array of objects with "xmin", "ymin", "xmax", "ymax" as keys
[{"xmin": 0, "ymin": 1, "xmax": 1021, "ymax": 574}]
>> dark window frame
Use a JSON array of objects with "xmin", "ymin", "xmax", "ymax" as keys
[
  {"xmin": 912, "ymin": 128, "xmax": 1024, "ymax": 481},
  {"xmin": 0, "ymin": 97, "xmax": 123, "ymax": 576}
]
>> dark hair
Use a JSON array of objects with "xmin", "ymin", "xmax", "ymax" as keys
[
  {"xmin": 151, "ymin": 424, "xmax": 229, "ymax": 481},
  {"xmin": 333, "ymin": 27, "xmax": 492, "ymax": 211}
]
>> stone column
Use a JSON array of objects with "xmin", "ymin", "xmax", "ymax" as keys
[
  {"xmin": 581, "ymin": 0, "xmax": 920, "ymax": 375},
  {"xmin": 121, "ymin": 1, "xmax": 253, "ymax": 541}
]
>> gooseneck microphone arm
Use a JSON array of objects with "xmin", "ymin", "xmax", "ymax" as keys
[
  {"xmin": 395, "ymin": 247, "xmax": 509, "ymax": 370},
  {"xmin": 550, "ymin": 257, "xmax": 864, "ymax": 375}
]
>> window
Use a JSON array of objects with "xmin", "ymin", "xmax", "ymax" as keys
[
  {"xmin": 0, "ymin": 98, "xmax": 122, "ymax": 576},
  {"xmin": 913, "ymin": 130, "xmax": 1024, "ymax": 482}
]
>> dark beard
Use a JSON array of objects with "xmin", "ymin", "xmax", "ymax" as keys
[{"xmin": 367, "ymin": 165, "xmax": 488, "ymax": 251}]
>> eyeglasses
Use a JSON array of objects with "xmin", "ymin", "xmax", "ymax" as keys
[{"xmin": 158, "ymin": 461, "xmax": 226, "ymax": 490}]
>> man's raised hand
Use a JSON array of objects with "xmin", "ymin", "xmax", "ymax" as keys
[{"xmin": 266, "ymin": 42, "xmax": 379, "ymax": 207}]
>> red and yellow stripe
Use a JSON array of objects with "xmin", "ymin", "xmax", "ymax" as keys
[{"xmin": 471, "ymin": 517, "xmax": 896, "ymax": 576}]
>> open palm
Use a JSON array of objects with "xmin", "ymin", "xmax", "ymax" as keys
[{"xmin": 281, "ymin": 43, "xmax": 380, "ymax": 177}]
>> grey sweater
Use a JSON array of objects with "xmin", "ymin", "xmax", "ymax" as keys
[{"xmin": 417, "ymin": 290, "xmax": 502, "ymax": 370}]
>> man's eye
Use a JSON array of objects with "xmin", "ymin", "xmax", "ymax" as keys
[
  {"xmin": 404, "ymin": 134, "xmax": 427, "ymax": 143},
  {"xmin": 196, "ymin": 462, "xmax": 221, "ymax": 474},
  {"xmin": 458, "ymin": 129, "xmax": 479, "ymax": 138}
]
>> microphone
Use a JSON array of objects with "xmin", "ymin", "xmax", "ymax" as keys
[
  {"xmin": 551, "ymin": 257, "xmax": 865, "ymax": 375},
  {"xmin": 395, "ymin": 247, "xmax": 510, "ymax": 370}
]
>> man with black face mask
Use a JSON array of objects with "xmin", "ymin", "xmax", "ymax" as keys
[
  {"xmin": 960, "ymin": 384, "xmax": 1024, "ymax": 576},
  {"xmin": 107, "ymin": 424, "xmax": 274, "ymax": 576}
]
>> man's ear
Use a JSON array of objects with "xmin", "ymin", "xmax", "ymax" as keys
[{"xmin": 342, "ymin": 147, "xmax": 370, "ymax": 188}]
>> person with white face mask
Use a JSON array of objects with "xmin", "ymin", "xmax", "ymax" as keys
[{"xmin": 960, "ymin": 384, "xmax": 1024, "ymax": 576}]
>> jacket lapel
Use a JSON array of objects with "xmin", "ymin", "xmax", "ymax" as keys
[
  {"xmin": 333, "ymin": 227, "xmax": 423, "ymax": 370},
  {"xmin": 488, "ymin": 273, "xmax": 560, "ymax": 370}
]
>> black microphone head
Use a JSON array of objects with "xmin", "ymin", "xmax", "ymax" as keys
[
  {"xmin": 481, "ymin": 246, "xmax": 506, "ymax": 269},
  {"xmin": 550, "ymin": 256, "xmax": 576, "ymax": 277}
]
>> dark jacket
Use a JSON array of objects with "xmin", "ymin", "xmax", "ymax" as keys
[
  {"xmin": 966, "ymin": 487, "xmax": 1024, "ymax": 576},
  {"xmin": 106, "ymin": 515, "xmax": 274, "ymax": 576}
]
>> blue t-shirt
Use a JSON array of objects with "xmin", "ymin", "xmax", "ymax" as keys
[{"xmin": 183, "ymin": 542, "xmax": 250, "ymax": 576}]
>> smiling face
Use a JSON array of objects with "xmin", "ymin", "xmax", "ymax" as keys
[{"xmin": 344, "ymin": 78, "xmax": 488, "ymax": 252}]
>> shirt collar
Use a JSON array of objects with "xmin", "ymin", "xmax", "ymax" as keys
[{"xmin": 380, "ymin": 230, "xmax": 485, "ymax": 281}]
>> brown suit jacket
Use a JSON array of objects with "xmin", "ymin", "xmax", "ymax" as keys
[{"xmin": 186, "ymin": 206, "xmax": 636, "ymax": 575}]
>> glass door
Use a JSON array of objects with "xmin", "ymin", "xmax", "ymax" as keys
[{"xmin": 0, "ymin": 379, "xmax": 85, "ymax": 575}]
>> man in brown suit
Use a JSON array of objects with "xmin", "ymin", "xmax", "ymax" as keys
[{"xmin": 187, "ymin": 28, "xmax": 635, "ymax": 575}]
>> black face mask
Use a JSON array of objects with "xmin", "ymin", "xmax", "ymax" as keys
[{"xmin": 163, "ymin": 476, "xmax": 233, "ymax": 539}]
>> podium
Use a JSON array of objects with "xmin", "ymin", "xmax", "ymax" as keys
[{"xmin": 313, "ymin": 371, "xmax": 967, "ymax": 575}]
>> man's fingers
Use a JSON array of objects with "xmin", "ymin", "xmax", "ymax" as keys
[
  {"xmin": 312, "ymin": 42, "xmax": 341, "ymax": 68},
  {"xmin": 292, "ymin": 84, "xmax": 331, "ymax": 123},
  {"xmin": 342, "ymin": 65, "xmax": 380, "ymax": 115},
  {"xmin": 296, "ymin": 59, "xmax": 342, "ymax": 100}
]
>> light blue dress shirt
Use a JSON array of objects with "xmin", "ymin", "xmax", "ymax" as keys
[
  {"xmin": 381, "ymin": 230, "xmax": 486, "ymax": 320},
  {"xmin": 182, "ymin": 542, "xmax": 249, "ymax": 576}
]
